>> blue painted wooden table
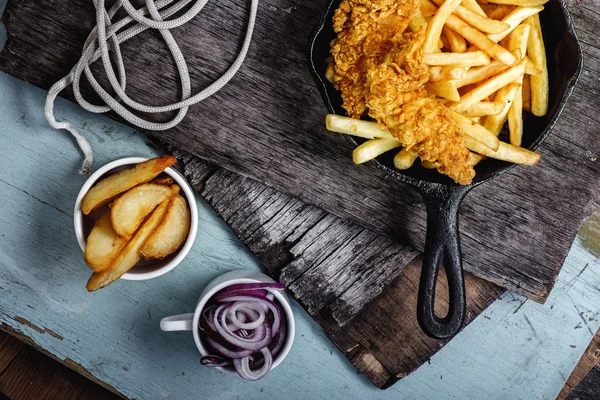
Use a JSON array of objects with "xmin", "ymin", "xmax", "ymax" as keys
[{"xmin": 1, "ymin": 6, "xmax": 600, "ymax": 399}]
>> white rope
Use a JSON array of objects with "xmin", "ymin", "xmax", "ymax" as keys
[{"xmin": 45, "ymin": 0, "xmax": 258, "ymax": 174}]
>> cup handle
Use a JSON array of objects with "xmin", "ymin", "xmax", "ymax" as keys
[{"xmin": 160, "ymin": 313, "xmax": 194, "ymax": 332}]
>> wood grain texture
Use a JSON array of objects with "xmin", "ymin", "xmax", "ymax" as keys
[
  {"xmin": 558, "ymin": 330, "xmax": 600, "ymax": 400},
  {"xmin": 565, "ymin": 364, "xmax": 600, "ymax": 400},
  {"xmin": 157, "ymin": 142, "xmax": 504, "ymax": 387},
  {"xmin": 0, "ymin": 0, "xmax": 598, "ymax": 302},
  {"xmin": 0, "ymin": 330, "xmax": 120, "ymax": 400}
]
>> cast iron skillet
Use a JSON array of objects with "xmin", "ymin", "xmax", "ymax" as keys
[{"xmin": 308, "ymin": 0, "xmax": 583, "ymax": 339}]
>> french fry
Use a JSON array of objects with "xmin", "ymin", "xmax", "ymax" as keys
[
  {"xmin": 505, "ymin": 22, "xmax": 530, "ymax": 146},
  {"xmin": 81, "ymin": 156, "xmax": 177, "ymax": 214},
  {"xmin": 483, "ymin": 83, "xmax": 521, "ymax": 136},
  {"xmin": 470, "ymin": 116, "xmax": 483, "ymax": 124},
  {"xmin": 467, "ymin": 152, "xmax": 485, "ymax": 166},
  {"xmin": 445, "ymin": 15, "xmax": 518, "ymax": 66},
  {"xmin": 443, "ymin": 27, "xmax": 467, "ymax": 53},
  {"xmin": 522, "ymin": 74, "xmax": 532, "ymax": 111},
  {"xmin": 525, "ymin": 58, "xmax": 542, "ymax": 75},
  {"xmin": 461, "ymin": 0, "xmax": 487, "ymax": 16},
  {"xmin": 488, "ymin": 6, "xmax": 544, "ymax": 43},
  {"xmin": 508, "ymin": 88, "xmax": 524, "ymax": 146},
  {"xmin": 394, "ymin": 149, "xmax": 419, "ymax": 170},
  {"xmin": 464, "ymin": 136, "xmax": 540, "ymax": 166},
  {"xmin": 527, "ymin": 14, "xmax": 549, "ymax": 116},
  {"xmin": 352, "ymin": 139, "xmax": 401, "ymax": 164},
  {"xmin": 453, "ymin": 61, "xmax": 509, "ymax": 88},
  {"xmin": 86, "ymin": 196, "xmax": 172, "ymax": 291},
  {"xmin": 429, "ymin": 66, "xmax": 467, "ymax": 81},
  {"xmin": 325, "ymin": 62, "xmax": 335, "ymax": 83},
  {"xmin": 487, "ymin": 0, "xmax": 548, "ymax": 6},
  {"xmin": 480, "ymin": 4, "xmax": 516, "ymax": 20},
  {"xmin": 425, "ymin": 81, "xmax": 461, "ymax": 101},
  {"xmin": 431, "ymin": 0, "xmax": 510, "ymax": 34},
  {"xmin": 325, "ymin": 114, "xmax": 395, "ymax": 140},
  {"xmin": 451, "ymin": 58, "xmax": 527, "ymax": 113},
  {"xmin": 421, "ymin": 160, "xmax": 437, "ymax": 169},
  {"xmin": 463, "ymin": 102, "xmax": 506, "ymax": 116},
  {"xmin": 423, "ymin": 51, "xmax": 490, "ymax": 66},
  {"xmin": 448, "ymin": 110, "xmax": 500, "ymax": 151},
  {"xmin": 420, "ymin": 0, "xmax": 438, "ymax": 17},
  {"xmin": 423, "ymin": 0, "xmax": 463, "ymax": 53},
  {"xmin": 409, "ymin": 8, "xmax": 428, "ymax": 33},
  {"xmin": 504, "ymin": 23, "xmax": 531, "ymax": 59}
]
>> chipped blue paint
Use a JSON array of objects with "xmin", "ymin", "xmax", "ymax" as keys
[{"xmin": 0, "ymin": 4, "xmax": 599, "ymax": 398}]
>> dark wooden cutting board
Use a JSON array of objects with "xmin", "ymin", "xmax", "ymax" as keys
[{"xmin": 2, "ymin": 0, "xmax": 599, "ymax": 303}]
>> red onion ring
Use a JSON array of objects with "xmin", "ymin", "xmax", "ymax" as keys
[{"xmin": 199, "ymin": 282, "xmax": 286, "ymax": 381}]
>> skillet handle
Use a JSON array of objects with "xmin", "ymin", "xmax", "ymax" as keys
[{"xmin": 417, "ymin": 184, "xmax": 469, "ymax": 340}]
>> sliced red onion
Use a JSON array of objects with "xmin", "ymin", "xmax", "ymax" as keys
[
  {"xmin": 220, "ymin": 283, "xmax": 285, "ymax": 292},
  {"xmin": 233, "ymin": 348, "xmax": 273, "ymax": 381},
  {"xmin": 199, "ymin": 282, "xmax": 287, "ymax": 381},
  {"xmin": 216, "ymin": 295, "xmax": 281, "ymax": 335}
]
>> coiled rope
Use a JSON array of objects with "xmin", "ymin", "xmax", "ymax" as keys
[{"xmin": 45, "ymin": 0, "xmax": 258, "ymax": 173}]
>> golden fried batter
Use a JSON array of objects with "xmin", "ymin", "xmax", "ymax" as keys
[{"xmin": 330, "ymin": 0, "xmax": 475, "ymax": 184}]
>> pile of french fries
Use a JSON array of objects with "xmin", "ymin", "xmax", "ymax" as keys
[
  {"xmin": 326, "ymin": 0, "xmax": 549, "ymax": 175},
  {"xmin": 82, "ymin": 156, "xmax": 191, "ymax": 291}
]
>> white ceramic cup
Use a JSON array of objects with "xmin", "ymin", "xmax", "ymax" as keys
[
  {"xmin": 74, "ymin": 157, "xmax": 199, "ymax": 280},
  {"xmin": 160, "ymin": 270, "xmax": 295, "ymax": 374}
]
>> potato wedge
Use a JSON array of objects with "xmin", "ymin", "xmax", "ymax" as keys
[
  {"xmin": 152, "ymin": 177, "xmax": 174, "ymax": 186},
  {"xmin": 110, "ymin": 183, "xmax": 178, "ymax": 239},
  {"xmin": 141, "ymin": 195, "xmax": 191, "ymax": 260},
  {"xmin": 353, "ymin": 139, "xmax": 401, "ymax": 164},
  {"xmin": 84, "ymin": 211, "xmax": 126, "ymax": 272},
  {"xmin": 87, "ymin": 196, "xmax": 172, "ymax": 291},
  {"xmin": 81, "ymin": 156, "xmax": 177, "ymax": 214}
]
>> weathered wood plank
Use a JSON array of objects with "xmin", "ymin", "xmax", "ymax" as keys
[
  {"xmin": 566, "ymin": 363, "xmax": 600, "ymax": 400},
  {"xmin": 0, "ymin": 331, "xmax": 120, "ymax": 400},
  {"xmin": 0, "ymin": 332, "xmax": 23, "ymax": 374},
  {"xmin": 558, "ymin": 329, "xmax": 600, "ymax": 400},
  {"xmin": 1, "ymin": 0, "xmax": 598, "ymax": 302}
]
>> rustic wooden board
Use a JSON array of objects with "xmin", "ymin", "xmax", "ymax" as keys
[
  {"xmin": 0, "ymin": 330, "xmax": 119, "ymax": 400},
  {"xmin": 1, "ymin": 0, "xmax": 598, "ymax": 303},
  {"xmin": 158, "ymin": 142, "xmax": 504, "ymax": 387},
  {"xmin": 559, "ymin": 329, "xmax": 600, "ymax": 400}
]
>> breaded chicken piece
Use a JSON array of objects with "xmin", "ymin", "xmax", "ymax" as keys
[{"xmin": 330, "ymin": 0, "xmax": 475, "ymax": 184}]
